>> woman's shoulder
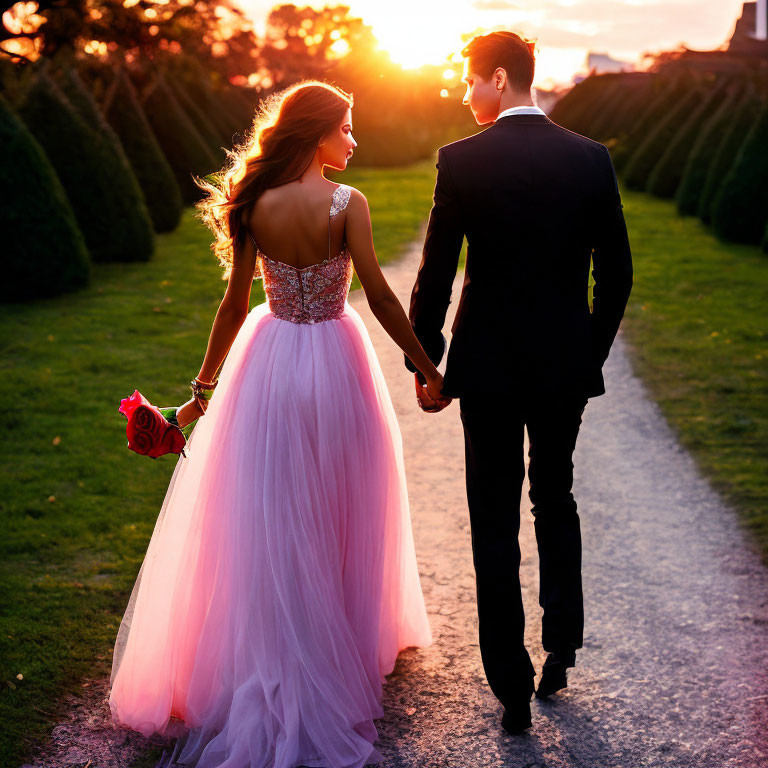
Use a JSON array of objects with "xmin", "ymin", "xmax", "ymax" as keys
[{"xmin": 338, "ymin": 184, "xmax": 366, "ymax": 209}]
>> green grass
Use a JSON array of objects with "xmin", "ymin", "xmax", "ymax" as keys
[
  {"xmin": 0, "ymin": 160, "xmax": 438, "ymax": 767},
  {"xmin": 619, "ymin": 184, "xmax": 768, "ymax": 558}
]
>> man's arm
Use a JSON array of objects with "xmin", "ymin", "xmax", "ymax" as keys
[
  {"xmin": 590, "ymin": 145, "xmax": 633, "ymax": 369},
  {"xmin": 403, "ymin": 147, "xmax": 464, "ymax": 378}
]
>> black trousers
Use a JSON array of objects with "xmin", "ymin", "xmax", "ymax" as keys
[{"xmin": 458, "ymin": 390, "xmax": 588, "ymax": 709}]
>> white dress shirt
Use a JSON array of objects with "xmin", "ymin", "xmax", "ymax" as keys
[{"xmin": 496, "ymin": 104, "xmax": 546, "ymax": 120}]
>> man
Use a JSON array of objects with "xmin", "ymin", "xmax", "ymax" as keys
[{"xmin": 404, "ymin": 31, "xmax": 633, "ymax": 734}]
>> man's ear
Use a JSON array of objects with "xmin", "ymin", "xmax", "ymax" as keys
[{"xmin": 495, "ymin": 67, "xmax": 507, "ymax": 92}]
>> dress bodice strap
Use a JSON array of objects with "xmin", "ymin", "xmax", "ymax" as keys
[{"xmin": 328, "ymin": 184, "xmax": 351, "ymax": 260}]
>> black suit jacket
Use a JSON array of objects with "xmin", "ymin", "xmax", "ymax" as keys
[{"xmin": 404, "ymin": 112, "xmax": 633, "ymax": 399}]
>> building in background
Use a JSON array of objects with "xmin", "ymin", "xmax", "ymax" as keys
[
  {"xmin": 585, "ymin": 52, "xmax": 635, "ymax": 75},
  {"xmin": 728, "ymin": 0, "xmax": 768, "ymax": 57}
]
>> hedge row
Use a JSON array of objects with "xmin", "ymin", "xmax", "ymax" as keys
[
  {"xmin": 551, "ymin": 69, "xmax": 768, "ymax": 251},
  {"xmin": 102, "ymin": 68, "xmax": 183, "ymax": 234},
  {"xmin": 712, "ymin": 102, "xmax": 768, "ymax": 245},
  {"xmin": 698, "ymin": 85, "xmax": 764, "ymax": 225},
  {"xmin": 3, "ymin": 62, "xmax": 256, "ymax": 301},
  {"xmin": 0, "ymin": 92, "xmax": 90, "ymax": 301},
  {"xmin": 676, "ymin": 80, "xmax": 745, "ymax": 216}
]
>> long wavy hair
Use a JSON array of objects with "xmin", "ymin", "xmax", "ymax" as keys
[{"xmin": 194, "ymin": 80, "xmax": 354, "ymax": 281}]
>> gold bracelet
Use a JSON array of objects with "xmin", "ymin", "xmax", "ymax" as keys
[{"xmin": 191, "ymin": 378, "xmax": 217, "ymax": 397}]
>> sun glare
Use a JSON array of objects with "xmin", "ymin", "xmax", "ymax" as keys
[
  {"xmin": 341, "ymin": 0, "xmax": 586, "ymax": 86},
  {"xmin": 355, "ymin": 2, "xmax": 475, "ymax": 69}
]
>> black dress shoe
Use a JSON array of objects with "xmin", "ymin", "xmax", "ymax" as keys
[
  {"xmin": 500, "ymin": 700, "xmax": 532, "ymax": 734},
  {"xmin": 535, "ymin": 652, "xmax": 569, "ymax": 699}
]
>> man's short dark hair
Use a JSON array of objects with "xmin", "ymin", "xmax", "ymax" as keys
[{"xmin": 461, "ymin": 31, "xmax": 536, "ymax": 92}]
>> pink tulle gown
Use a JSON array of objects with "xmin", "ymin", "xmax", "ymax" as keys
[{"xmin": 108, "ymin": 184, "xmax": 433, "ymax": 768}]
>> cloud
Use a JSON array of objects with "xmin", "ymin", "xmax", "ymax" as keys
[{"xmin": 472, "ymin": 0, "xmax": 521, "ymax": 10}]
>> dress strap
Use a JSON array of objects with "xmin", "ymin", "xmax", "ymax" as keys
[
  {"xmin": 328, "ymin": 184, "xmax": 352, "ymax": 259},
  {"xmin": 330, "ymin": 184, "xmax": 352, "ymax": 218}
]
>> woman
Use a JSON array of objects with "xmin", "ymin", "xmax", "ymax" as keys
[{"xmin": 108, "ymin": 80, "xmax": 449, "ymax": 768}]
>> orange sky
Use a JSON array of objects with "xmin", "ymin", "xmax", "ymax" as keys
[{"xmin": 240, "ymin": 0, "xmax": 749, "ymax": 88}]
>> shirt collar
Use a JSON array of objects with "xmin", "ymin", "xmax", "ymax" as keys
[{"xmin": 495, "ymin": 104, "xmax": 547, "ymax": 121}]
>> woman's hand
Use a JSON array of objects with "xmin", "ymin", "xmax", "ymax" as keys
[
  {"xmin": 415, "ymin": 371, "xmax": 452, "ymax": 412},
  {"xmin": 425, "ymin": 371, "xmax": 447, "ymax": 403},
  {"xmin": 176, "ymin": 397, "xmax": 205, "ymax": 429}
]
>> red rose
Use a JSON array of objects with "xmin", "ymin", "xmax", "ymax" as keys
[{"xmin": 119, "ymin": 390, "xmax": 186, "ymax": 459}]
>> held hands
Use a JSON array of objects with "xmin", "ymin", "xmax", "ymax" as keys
[{"xmin": 414, "ymin": 372, "xmax": 452, "ymax": 413}]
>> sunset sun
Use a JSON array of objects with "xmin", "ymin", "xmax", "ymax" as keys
[{"xmin": 341, "ymin": 0, "xmax": 590, "ymax": 88}]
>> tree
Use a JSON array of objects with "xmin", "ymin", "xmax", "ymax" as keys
[
  {"xmin": 590, "ymin": 73, "xmax": 654, "ymax": 142},
  {"xmin": 612, "ymin": 74, "xmax": 692, "ymax": 175},
  {"xmin": 568, "ymin": 74, "xmax": 625, "ymax": 139},
  {"xmin": 0, "ymin": 0, "xmax": 259, "ymax": 77},
  {"xmin": 676, "ymin": 79, "xmax": 745, "ymax": 216},
  {"xmin": 164, "ymin": 55, "xmax": 246, "ymax": 145},
  {"xmin": 256, "ymin": 4, "xmax": 377, "ymax": 90},
  {"xmin": 54, "ymin": 65, "xmax": 155, "ymax": 259},
  {"xmin": 623, "ymin": 87, "xmax": 702, "ymax": 191},
  {"xmin": 711, "ymin": 103, "xmax": 768, "ymax": 245},
  {"xmin": 102, "ymin": 67, "xmax": 183, "ymax": 232},
  {"xmin": 17, "ymin": 68, "xmax": 149, "ymax": 262},
  {"xmin": 646, "ymin": 77, "xmax": 727, "ymax": 199},
  {"xmin": 142, "ymin": 73, "xmax": 219, "ymax": 204},
  {"xmin": 1, "ymin": 92, "xmax": 90, "ymax": 301},
  {"xmin": 167, "ymin": 76, "xmax": 228, "ymax": 165},
  {"xmin": 698, "ymin": 86, "xmax": 764, "ymax": 224}
]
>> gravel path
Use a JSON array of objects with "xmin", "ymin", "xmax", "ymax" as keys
[
  {"xmin": 351, "ymin": 242, "xmax": 768, "ymax": 768},
  {"xmin": 23, "ymin": 242, "xmax": 768, "ymax": 768}
]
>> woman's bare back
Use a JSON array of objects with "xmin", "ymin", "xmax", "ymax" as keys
[{"xmin": 246, "ymin": 180, "xmax": 348, "ymax": 269}]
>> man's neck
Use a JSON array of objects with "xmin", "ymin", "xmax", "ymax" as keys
[{"xmin": 497, "ymin": 90, "xmax": 534, "ymax": 115}]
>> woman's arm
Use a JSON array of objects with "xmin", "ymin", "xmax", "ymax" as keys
[
  {"xmin": 177, "ymin": 223, "xmax": 258, "ymax": 427},
  {"xmin": 345, "ymin": 188, "xmax": 450, "ymax": 405}
]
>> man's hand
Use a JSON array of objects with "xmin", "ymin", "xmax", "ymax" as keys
[{"xmin": 414, "ymin": 372, "xmax": 452, "ymax": 413}]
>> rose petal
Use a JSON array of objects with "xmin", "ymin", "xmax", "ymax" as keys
[
  {"xmin": 148, "ymin": 425, "xmax": 186, "ymax": 458},
  {"xmin": 119, "ymin": 390, "xmax": 150, "ymax": 420}
]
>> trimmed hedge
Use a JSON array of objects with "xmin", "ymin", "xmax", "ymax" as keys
[
  {"xmin": 103, "ymin": 68, "xmax": 183, "ymax": 233},
  {"xmin": 612, "ymin": 75, "xmax": 679, "ymax": 175},
  {"xmin": 623, "ymin": 87, "xmax": 703, "ymax": 191},
  {"xmin": 142, "ymin": 74, "xmax": 219, "ymax": 205},
  {"xmin": 578, "ymin": 75, "xmax": 627, "ymax": 140},
  {"xmin": 1, "ymin": 93, "xmax": 90, "ymax": 301},
  {"xmin": 646, "ymin": 79, "xmax": 727, "ymax": 199},
  {"xmin": 587, "ymin": 76, "xmax": 637, "ymax": 141},
  {"xmin": 18, "ymin": 70, "xmax": 145, "ymax": 263},
  {"xmin": 55, "ymin": 67, "xmax": 155, "ymax": 262},
  {"xmin": 698, "ymin": 86, "xmax": 765, "ymax": 224},
  {"xmin": 217, "ymin": 83, "xmax": 259, "ymax": 131},
  {"xmin": 167, "ymin": 76, "xmax": 228, "ymax": 165},
  {"xmin": 550, "ymin": 75, "xmax": 613, "ymax": 136},
  {"xmin": 612, "ymin": 75, "xmax": 692, "ymax": 174},
  {"xmin": 549, "ymin": 77, "xmax": 591, "ymax": 126},
  {"xmin": 676, "ymin": 80, "xmax": 746, "ymax": 216},
  {"xmin": 593, "ymin": 74, "xmax": 655, "ymax": 142},
  {"xmin": 181, "ymin": 78, "xmax": 243, "ymax": 145},
  {"xmin": 711, "ymin": 102, "xmax": 768, "ymax": 245},
  {"xmin": 165, "ymin": 57, "xmax": 246, "ymax": 145}
]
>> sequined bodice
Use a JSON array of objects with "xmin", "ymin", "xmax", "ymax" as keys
[{"xmin": 251, "ymin": 185, "xmax": 354, "ymax": 325}]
